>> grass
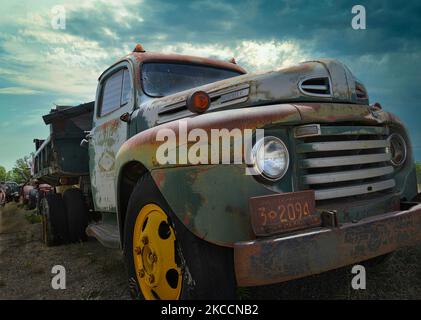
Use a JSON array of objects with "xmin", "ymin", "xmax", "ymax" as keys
[
  {"xmin": 24, "ymin": 213, "xmax": 41, "ymax": 224},
  {"xmin": 80, "ymin": 289, "xmax": 104, "ymax": 300}
]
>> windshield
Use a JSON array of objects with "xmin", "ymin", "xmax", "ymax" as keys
[{"xmin": 141, "ymin": 62, "xmax": 243, "ymax": 97}]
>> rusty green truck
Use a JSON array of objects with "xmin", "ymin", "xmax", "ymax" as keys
[{"xmin": 32, "ymin": 44, "xmax": 421, "ymax": 300}]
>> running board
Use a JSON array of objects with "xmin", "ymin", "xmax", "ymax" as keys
[{"xmin": 86, "ymin": 223, "xmax": 120, "ymax": 249}]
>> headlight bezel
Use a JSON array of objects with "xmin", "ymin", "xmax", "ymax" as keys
[
  {"xmin": 251, "ymin": 136, "xmax": 290, "ymax": 182},
  {"xmin": 387, "ymin": 133, "xmax": 407, "ymax": 167}
]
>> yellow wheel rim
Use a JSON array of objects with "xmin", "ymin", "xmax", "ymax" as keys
[{"xmin": 133, "ymin": 204, "xmax": 182, "ymax": 300}]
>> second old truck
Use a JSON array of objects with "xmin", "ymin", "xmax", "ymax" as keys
[{"xmin": 32, "ymin": 44, "xmax": 421, "ymax": 300}]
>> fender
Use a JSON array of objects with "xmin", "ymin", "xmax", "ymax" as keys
[
  {"xmin": 115, "ymin": 103, "xmax": 301, "ymax": 246},
  {"xmin": 114, "ymin": 102, "xmax": 417, "ymax": 246}
]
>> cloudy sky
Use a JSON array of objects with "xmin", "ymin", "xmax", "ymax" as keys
[{"xmin": 0, "ymin": 0, "xmax": 420, "ymax": 170}]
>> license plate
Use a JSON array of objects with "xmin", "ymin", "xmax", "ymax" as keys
[{"xmin": 249, "ymin": 190, "xmax": 320, "ymax": 236}]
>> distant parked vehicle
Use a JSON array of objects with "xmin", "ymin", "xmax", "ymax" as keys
[
  {"xmin": 3, "ymin": 181, "xmax": 20, "ymax": 203},
  {"xmin": 36, "ymin": 183, "xmax": 53, "ymax": 213},
  {"xmin": 21, "ymin": 184, "xmax": 35, "ymax": 209},
  {"xmin": 0, "ymin": 183, "xmax": 6, "ymax": 207}
]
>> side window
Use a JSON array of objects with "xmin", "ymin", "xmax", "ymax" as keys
[
  {"xmin": 121, "ymin": 69, "xmax": 132, "ymax": 106},
  {"xmin": 99, "ymin": 68, "xmax": 132, "ymax": 117}
]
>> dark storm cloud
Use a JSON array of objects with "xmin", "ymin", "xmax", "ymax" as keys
[{"xmin": 62, "ymin": 0, "xmax": 421, "ymax": 56}]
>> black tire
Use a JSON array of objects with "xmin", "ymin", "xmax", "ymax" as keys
[
  {"xmin": 123, "ymin": 173, "xmax": 237, "ymax": 300},
  {"xmin": 41, "ymin": 193, "xmax": 69, "ymax": 246},
  {"xmin": 62, "ymin": 188, "xmax": 89, "ymax": 242},
  {"xmin": 27, "ymin": 196, "xmax": 36, "ymax": 210}
]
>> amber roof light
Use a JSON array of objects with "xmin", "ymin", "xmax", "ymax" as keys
[{"xmin": 133, "ymin": 44, "xmax": 146, "ymax": 52}]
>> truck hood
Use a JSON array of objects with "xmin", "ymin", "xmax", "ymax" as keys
[{"xmin": 142, "ymin": 59, "xmax": 370, "ymax": 126}]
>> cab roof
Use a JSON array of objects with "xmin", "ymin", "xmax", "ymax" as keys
[{"xmin": 99, "ymin": 51, "xmax": 247, "ymax": 80}]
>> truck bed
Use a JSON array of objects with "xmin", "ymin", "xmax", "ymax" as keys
[{"xmin": 32, "ymin": 102, "xmax": 94, "ymax": 185}]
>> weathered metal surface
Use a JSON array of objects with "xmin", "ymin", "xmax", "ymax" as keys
[
  {"xmin": 116, "ymin": 103, "xmax": 301, "ymax": 171},
  {"xmin": 136, "ymin": 59, "xmax": 366, "ymax": 127},
  {"xmin": 300, "ymin": 153, "xmax": 391, "ymax": 168},
  {"xmin": 86, "ymin": 222, "xmax": 120, "ymax": 249},
  {"xmin": 100, "ymin": 51, "xmax": 247, "ymax": 82},
  {"xmin": 314, "ymin": 179, "xmax": 396, "ymax": 201},
  {"xmin": 32, "ymin": 103, "xmax": 93, "ymax": 185},
  {"xmin": 90, "ymin": 61, "xmax": 134, "ymax": 213},
  {"xmin": 302, "ymin": 166, "xmax": 394, "ymax": 185},
  {"xmin": 294, "ymin": 121, "xmax": 416, "ymax": 206},
  {"xmin": 116, "ymin": 99, "xmax": 416, "ymax": 244},
  {"xmin": 296, "ymin": 139, "xmax": 389, "ymax": 153},
  {"xmin": 234, "ymin": 202, "xmax": 421, "ymax": 287},
  {"xmin": 149, "ymin": 164, "xmax": 274, "ymax": 246},
  {"xmin": 249, "ymin": 190, "xmax": 319, "ymax": 236}
]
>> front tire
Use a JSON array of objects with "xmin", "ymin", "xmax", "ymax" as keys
[{"xmin": 123, "ymin": 173, "xmax": 237, "ymax": 300}]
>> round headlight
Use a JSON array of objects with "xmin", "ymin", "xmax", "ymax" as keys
[
  {"xmin": 387, "ymin": 133, "xmax": 407, "ymax": 167},
  {"xmin": 252, "ymin": 136, "xmax": 289, "ymax": 181}
]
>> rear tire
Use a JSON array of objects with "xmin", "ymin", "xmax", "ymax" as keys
[
  {"xmin": 123, "ymin": 173, "xmax": 237, "ymax": 300},
  {"xmin": 41, "ymin": 193, "xmax": 69, "ymax": 246},
  {"xmin": 63, "ymin": 188, "xmax": 88, "ymax": 242}
]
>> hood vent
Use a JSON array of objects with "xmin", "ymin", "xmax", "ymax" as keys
[{"xmin": 299, "ymin": 77, "xmax": 331, "ymax": 97}]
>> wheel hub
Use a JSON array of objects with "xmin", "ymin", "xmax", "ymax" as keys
[{"xmin": 132, "ymin": 204, "xmax": 182, "ymax": 300}]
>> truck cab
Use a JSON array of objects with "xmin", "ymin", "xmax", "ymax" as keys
[{"xmin": 35, "ymin": 44, "xmax": 421, "ymax": 300}]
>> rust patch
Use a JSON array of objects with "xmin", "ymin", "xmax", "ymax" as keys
[{"xmin": 234, "ymin": 203, "xmax": 421, "ymax": 287}]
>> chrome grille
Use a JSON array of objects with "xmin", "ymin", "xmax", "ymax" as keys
[{"xmin": 294, "ymin": 124, "xmax": 395, "ymax": 201}]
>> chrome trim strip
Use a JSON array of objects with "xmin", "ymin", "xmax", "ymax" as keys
[
  {"xmin": 303, "ymin": 166, "xmax": 394, "ymax": 184},
  {"xmin": 158, "ymin": 83, "xmax": 250, "ymax": 115},
  {"xmin": 315, "ymin": 179, "xmax": 396, "ymax": 200},
  {"xmin": 301, "ymin": 153, "xmax": 391, "ymax": 168},
  {"xmin": 298, "ymin": 77, "xmax": 332, "ymax": 98},
  {"xmin": 297, "ymin": 140, "xmax": 389, "ymax": 153},
  {"xmin": 319, "ymin": 125, "xmax": 389, "ymax": 136},
  {"xmin": 300, "ymin": 84, "xmax": 329, "ymax": 91},
  {"xmin": 208, "ymin": 83, "xmax": 250, "ymax": 98},
  {"xmin": 294, "ymin": 124, "xmax": 321, "ymax": 138}
]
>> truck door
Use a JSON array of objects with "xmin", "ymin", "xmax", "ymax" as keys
[{"xmin": 89, "ymin": 61, "xmax": 134, "ymax": 212}]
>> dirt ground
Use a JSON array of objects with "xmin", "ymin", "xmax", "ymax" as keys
[
  {"xmin": 1, "ymin": 202, "xmax": 421, "ymax": 300},
  {"xmin": 0, "ymin": 203, "xmax": 130, "ymax": 300}
]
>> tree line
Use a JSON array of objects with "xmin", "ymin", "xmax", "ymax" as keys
[{"xmin": 0, "ymin": 156, "xmax": 31, "ymax": 184}]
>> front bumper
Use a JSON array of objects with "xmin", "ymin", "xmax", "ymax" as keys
[{"xmin": 234, "ymin": 202, "xmax": 421, "ymax": 287}]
